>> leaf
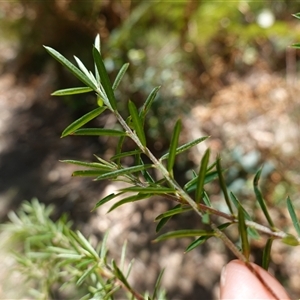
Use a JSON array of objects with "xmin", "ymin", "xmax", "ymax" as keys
[
  {"xmin": 195, "ymin": 149, "xmax": 210, "ymax": 203},
  {"xmin": 76, "ymin": 230, "xmax": 99, "ymax": 260},
  {"xmin": 253, "ymin": 168, "xmax": 275, "ymax": 228},
  {"xmin": 184, "ymin": 170, "xmax": 218, "ymax": 193},
  {"xmin": 110, "ymin": 150, "xmax": 143, "ymax": 161},
  {"xmin": 112, "ymin": 260, "xmax": 131, "ymax": 290},
  {"xmin": 139, "ymin": 86, "xmax": 160, "ymax": 123},
  {"xmin": 230, "ymin": 192, "xmax": 260, "ymax": 239},
  {"xmin": 282, "ymin": 234, "xmax": 299, "ymax": 246},
  {"xmin": 95, "ymin": 164, "xmax": 153, "ymax": 180},
  {"xmin": 128, "ymin": 100, "xmax": 146, "ymax": 147},
  {"xmin": 51, "ymin": 87, "xmax": 93, "ymax": 96},
  {"xmin": 61, "ymin": 107, "xmax": 106, "ymax": 137},
  {"xmin": 73, "ymin": 128, "xmax": 126, "ymax": 136},
  {"xmin": 153, "ymin": 229, "xmax": 213, "ymax": 242},
  {"xmin": 292, "ymin": 13, "xmax": 300, "ymax": 20},
  {"xmin": 262, "ymin": 238, "xmax": 273, "ymax": 270},
  {"xmin": 152, "ymin": 268, "xmax": 165, "ymax": 300},
  {"xmin": 203, "ymin": 191, "xmax": 212, "ymax": 207},
  {"xmin": 93, "ymin": 46, "xmax": 117, "ymax": 110},
  {"xmin": 92, "ymin": 193, "xmax": 121, "ymax": 211},
  {"xmin": 74, "ymin": 56, "xmax": 95, "ymax": 83},
  {"xmin": 77, "ymin": 264, "xmax": 98, "ymax": 286},
  {"xmin": 155, "ymin": 205, "xmax": 191, "ymax": 221},
  {"xmin": 286, "ymin": 196, "xmax": 300, "ymax": 237},
  {"xmin": 185, "ymin": 236, "xmax": 210, "ymax": 253},
  {"xmin": 291, "ymin": 43, "xmax": 300, "ymax": 49},
  {"xmin": 238, "ymin": 204, "xmax": 250, "ymax": 261},
  {"xmin": 60, "ymin": 160, "xmax": 112, "ymax": 170},
  {"xmin": 72, "ymin": 170, "xmax": 108, "ymax": 177},
  {"xmin": 120, "ymin": 186, "xmax": 176, "ymax": 194},
  {"xmin": 44, "ymin": 46, "xmax": 96, "ymax": 89},
  {"xmin": 108, "ymin": 193, "xmax": 150, "ymax": 212},
  {"xmin": 217, "ymin": 157, "xmax": 233, "ymax": 214},
  {"xmin": 160, "ymin": 136, "xmax": 209, "ymax": 160},
  {"xmin": 112, "ymin": 63, "xmax": 129, "ymax": 91},
  {"xmin": 167, "ymin": 119, "xmax": 182, "ymax": 176}
]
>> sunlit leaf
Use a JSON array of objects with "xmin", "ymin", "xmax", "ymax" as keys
[
  {"xmin": 286, "ymin": 196, "xmax": 300, "ymax": 237},
  {"xmin": 253, "ymin": 168, "xmax": 274, "ymax": 228},
  {"xmin": 51, "ymin": 87, "xmax": 93, "ymax": 96},
  {"xmin": 93, "ymin": 46, "xmax": 117, "ymax": 110},
  {"xmin": 44, "ymin": 46, "xmax": 96, "ymax": 89},
  {"xmin": 110, "ymin": 149, "xmax": 143, "ymax": 161},
  {"xmin": 160, "ymin": 136, "xmax": 209, "ymax": 160},
  {"xmin": 60, "ymin": 160, "xmax": 112, "ymax": 170},
  {"xmin": 112, "ymin": 63, "xmax": 129, "ymax": 91},
  {"xmin": 167, "ymin": 119, "xmax": 182, "ymax": 177},
  {"xmin": 292, "ymin": 13, "xmax": 300, "ymax": 20},
  {"xmin": 73, "ymin": 128, "xmax": 126, "ymax": 136},
  {"xmin": 77, "ymin": 264, "xmax": 97, "ymax": 286},
  {"xmin": 61, "ymin": 107, "xmax": 106, "ymax": 137},
  {"xmin": 139, "ymin": 86, "xmax": 160, "ymax": 123},
  {"xmin": 128, "ymin": 100, "xmax": 146, "ymax": 147},
  {"xmin": 112, "ymin": 260, "xmax": 131, "ymax": 290},
  {"xmin": 154, "ymin": 229, "xmax": 213, "ymax": 242},
  {"xmin": 95, "ymin": 164, "xmax": 152, "ymax": 180},
  {"xmin": 76, "ymin": 231, "xmax": 99, "ymax": 259},
  {"xmin": 195, "ymin": 149, "xmax": 210, "ymax": 203}
]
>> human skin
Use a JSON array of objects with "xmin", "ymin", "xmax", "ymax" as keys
[{"xmin": 220, "ymin": 260, "xmax": 291, "ymax": 299}]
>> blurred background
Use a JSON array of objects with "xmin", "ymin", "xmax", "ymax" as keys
[{"xmin": 1, "ymin": 0, "xmax": 300, "ymax": 299}]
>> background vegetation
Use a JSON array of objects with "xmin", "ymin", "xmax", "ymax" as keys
[{"xmin": 1, "ymin": 1, "xmax": 300, "ymax": 299}]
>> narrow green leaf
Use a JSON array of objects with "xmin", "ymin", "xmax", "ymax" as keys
[
  {"xmin": 154, "ymin": 229, "xmax": 213, "ymax": 242},
  {"xmin": 92, "ymin": 193, "xmax": 121, "ymax": 211},
  {"xmin": 238, "ymin": 204, "xmax": 250, "ymax": 261},
  {"xmin": 73, "ymin": 128, "xmax": 126, "ymax": 136},
  {"xmin": 140, "ymin": 86, "xmax": 160, "ymax": 123},
  {"xmin": 61, "ymin": 107, "xmax": 106, "ymax": 137},
  {"xmin": 262, "ymin": 238, "xmax": 273, "ymax": 270},
  {"xmin": 120, "ymin": 186, "xmax": 176, "ymax": 194},
  {"xmin": 286, "ymin": 196, "xmax": 300, "ymax": 237},
  {"xmin": 110, "ymin": 150, "xmax": 142, "ymax": 161},
  {"xmin": 184, "ymin": 170, "xmax": 218, "ymax": 193},
  {"xmin": 230, "ymin": 192, "xmax": 260, "ymax": 239},
  {"xmin": 160, "ymin": 136, "xmax": 209, "ymax": 160},
  {"xmin": 185, "ymin": 236, "xmax": 210, "ymax": 253},
  {"xmin": 93, "ymin": 46, "xmax": 117, "ymax": 110},
  {"xmin": 195, "ymin": 149, "xmax": 210, "ymax": 203},
  {"xmin": 167, "ymin": 119, "xmax": 182, "ymax": 177},
  {"xmin": 203, "ymin": 191, "xmax": 212, "ymax": 207},
  {"xmin": 51, "ymin": 87, "xmax": 93, "ymax": 96},
  {"xmin": 156, "ymin": 218, "xmax": 170, "ymax": 233},
  {"xmin": 76, "ymin": 230, "xmax": 99, "ymax": 259},
  {"xmin": 291, "ymin": 43, "xmax": 300, "ymax": 49},
  {"xmin": 72, "ymin": 170, "xmax": 108, "ymax": 177},
  {"xmin": 112, "ymin": 260, "xmax": 131, "ymax": 290},
  {"xmin": 74, "ymin": 56, "xmax": 95, "ymax": 82},
  {"xmin": 112, "ymin": 63, "xmax": 129, "ymax": 91},
  {"xmin": 77, "ymin": 264, "xmax": 97, "ymax": 286},
  {"xmin": 60, "ymin": 160, "xmax": 112, "ymax": 170},
  {"xmin": 253, "ymin": 168, "xmax": 275, "ymax": 228},
  {"xmin": 44, "ymin": 46, "xmax": 96, "ymax": 89},
  {"xmin": 217, "ymin": 157, "xmax": 233, "ymax": 214},
  {"xmin": 152, "ymin": 268, "xmax": 165, "ymax": 300},
  {"xmin": 100, "ymin": 231, "xmax": 109, "ymax": 260},
  {"xmin": 155, "ymin": 205, "xmax": 191, "ymax": 221},
  {"xmin": 95, "ymin": 164, "xmax": 152, "ymax": 180},
  {"xmin": 128, "ymin": 100, "xmax": 146, "ymax": 147},
  {"xmin": 108, "ymin": 193, "xmax": 150, "ymax": 212}
]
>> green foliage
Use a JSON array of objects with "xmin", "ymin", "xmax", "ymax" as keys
[{"xmin": 0, "ymin": 199, "xmax": 165, "ymax": 300}]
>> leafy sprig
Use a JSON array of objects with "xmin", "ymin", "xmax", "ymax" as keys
[{"xmin": 42, "ymin": 35, "xmax": 300, "ymax": 299}]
